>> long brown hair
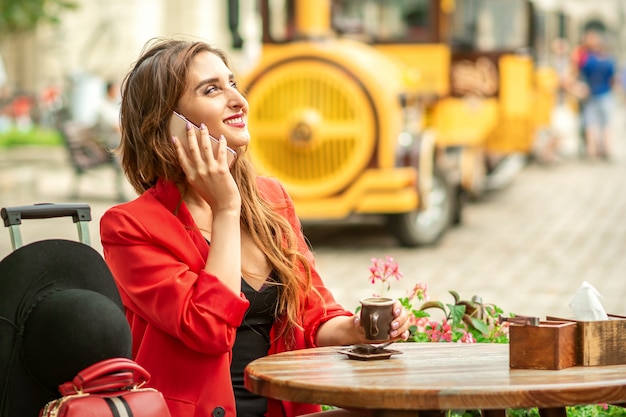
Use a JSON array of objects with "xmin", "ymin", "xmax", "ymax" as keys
[{"xmin": 119, "ymin": 37, "xmax": 314, "ymax": 342}]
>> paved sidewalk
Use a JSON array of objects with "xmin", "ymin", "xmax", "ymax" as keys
[{"xmin": 307, "ymin": 154, "xmax": 626, "ymax": 319}]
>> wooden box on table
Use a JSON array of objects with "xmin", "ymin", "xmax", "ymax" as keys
[
  {"xmin": 547, "ymin": 314, "xmax": 626, "ymax": 366},
  {"xmin": 508, "ymin": 320, "xmax": 577, "ymax": 370}
]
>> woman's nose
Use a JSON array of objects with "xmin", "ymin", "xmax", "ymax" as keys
[{"xmin": 228, "ymin": 88, "xmax": 248, "ymax": 110}]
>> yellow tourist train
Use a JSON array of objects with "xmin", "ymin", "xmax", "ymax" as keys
[{"xmin": 237, "ymin": 0, "xmax": 560, "ymax": 246}]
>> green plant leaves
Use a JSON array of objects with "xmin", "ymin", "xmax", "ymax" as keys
[
  {"xmin": 402, "ymin": 289, "xmax": 509, "ymax": 343},
  {"xmin": 468, "ymin": 317, "xmax": 490, "ymax": 334},
  {"xmin": 448, "ymin": 303, "xmax": 466, "ymax": 327},
  {"xmin": 0, "ymin": 0, "xmax": 78, "ymax": 36},
  {"xmin": 419, "ymin": 300, "xmax": 447, "ymax": 314}
]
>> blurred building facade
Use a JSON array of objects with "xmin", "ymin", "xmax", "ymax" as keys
[
  {"xmin": 0, "ymin": 0, "xmax": 261, "ymax": 120},
  {"xmin": 533, "ymin": 0, "xmax": 626, "ymax": 62}
]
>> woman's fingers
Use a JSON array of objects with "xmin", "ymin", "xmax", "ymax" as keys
[
  {"xmin": 173, "ymin": 121, "xmax": 238, "ymax": 210},
  {"xmin": 171, "ymin": 121, "xmax": 203, "ymax": 178},
  {"xmin": 174, "ymin": 122, "xmax": 227, "ymax": 169},
  {"xmin": 390, "ymin": 301, "xmax": 410, "ymax": 340},
  {"xmin": 198, "ymin": 124, "xmax": 229, "ymax": 168},
  {"xmin": 197, "ymin": 123, "xmax": 214, "ymax": 161},
  {"xmin": 171, "ymin": 120, "xmax": 240, "ymax": 213},
  {"xmin": 217, "ymin": 135, "xmax": 229, "ymax": 166},
  {"xmin": 185, "ymin": 121, "xmax": 204, "ymax": 163}
]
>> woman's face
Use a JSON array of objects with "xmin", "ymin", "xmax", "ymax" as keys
[{"xmin": 177, "ymin": 51, "xmax": 250, "ymax": 150}]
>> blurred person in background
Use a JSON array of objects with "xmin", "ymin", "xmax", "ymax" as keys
[
  {"xmin": 571, "ymin": 29, "xmax": 616, "ymax": 160},
  {"xmin": 96, "ymin": 80, "xmax": 122, "ymax": 150},
  {"xmin": 96, "ymin": 80, "xmax": 125, "ymax": 201}
]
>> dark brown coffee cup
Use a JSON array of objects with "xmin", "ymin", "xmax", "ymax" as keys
[{"xmin": 359, "ymin": 297, "xmax": 395, "ymax": 341}]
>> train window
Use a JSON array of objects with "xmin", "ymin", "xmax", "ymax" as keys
[
  {"xmin": 267, "ymin": 0, "xmax": 286, "ymax": 41},
  {"xmin": 451, "ymin": 0, "xmax": 530, "ymax": 51},
  {"xmin": 332, "ymin": 0, "xmax": 433, "ymax": 43},
  {"xmin": 261, "ymin": 0, "xmax": 296, "ymax": 43}
]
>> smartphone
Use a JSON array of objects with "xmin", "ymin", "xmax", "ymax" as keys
[{"xmin": 169, "ymin": 111, "xmax": 237, "ymax": 168}]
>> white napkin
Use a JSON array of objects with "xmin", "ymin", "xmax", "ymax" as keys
[{"xmin": 569, "ymin": 281, "xmax": 609, "ymax": 321}]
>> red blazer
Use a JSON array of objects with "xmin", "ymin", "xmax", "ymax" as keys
[{"xmin": 100, "ymin": 177, "xmax": 351, "ymax": 417}]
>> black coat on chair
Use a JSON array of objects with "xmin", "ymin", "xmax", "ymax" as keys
[{"xmin": 0, "ymin": 239, "xmax": 132, "ymax": 417}]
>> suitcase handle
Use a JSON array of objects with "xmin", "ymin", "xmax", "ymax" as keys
[
  {"xmin": 1, "ymin": 203, "xmax": 92, "ymax": 249},
  {"xmin": 1, "ymin": 203, "xmax": 91, "ymax": 226}
]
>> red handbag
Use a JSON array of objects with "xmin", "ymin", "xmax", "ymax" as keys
[{"xmin": 39, "ymin": 358, "xmax": 171, "ymax": 417}]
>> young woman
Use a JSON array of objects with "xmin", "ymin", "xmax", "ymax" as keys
[{"xmin": 99, "ymin": 37, "xmax": 410, "ymax": 417}]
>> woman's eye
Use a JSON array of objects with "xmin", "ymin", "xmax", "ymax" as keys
[
  {"xmin": 230, "ymin": 81, "xmax": 239, "ymax": 90},
  {"xmin": 203, "ymin": 86, "xmax": 217, "ymax": 95}
]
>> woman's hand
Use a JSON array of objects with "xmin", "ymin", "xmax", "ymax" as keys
[
  {"xmin": 174, "ymin": 122, "xmax": 242, "ymax": 295},
  {"xmin": 352, "ymin": 300, "xmax": 410, "ymax": 343},
  {"xmin": 317, "ymin": 300, "xmax": 411, "ymax": 346},
  {"xmin": 389, "ymin": 300, "xmax": 411, "ymax": 341},
  {"xmin": 173, "ymin": 122, "xmax": 241, "ymax": 214}
]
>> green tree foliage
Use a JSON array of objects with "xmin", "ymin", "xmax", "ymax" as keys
[{"xmin": 0, "ymin": 0, "xmax": 78, "ymax": 36}]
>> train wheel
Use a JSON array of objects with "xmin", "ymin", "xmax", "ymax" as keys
[{"xmin": 386, "ymin": 168, "xmax": 453, "ymax": 247}]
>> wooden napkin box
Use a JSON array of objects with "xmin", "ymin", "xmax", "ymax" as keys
[
  {"xmin": 508, "ymin": 320, "xmax": 577, "ymax": 370},
  {"xmin": 547, "ymin": 314, "xmax": 626, "ymax": 366}
]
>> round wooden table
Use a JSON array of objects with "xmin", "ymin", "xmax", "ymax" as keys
[{"xmin": 244, "ymin": 343, "xmax": 626, "ymax": 417}]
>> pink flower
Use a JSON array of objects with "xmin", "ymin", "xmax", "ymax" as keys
[
  {"xmin": 369, "ymin": 257, "xmax": 403, "ymax": 282},
  {"xmin": 441, "ymin": 319, "xmax": 451, "ymax": 333},
  {"xmin": 408, "ymin": 282, "xmax": 429, "ymax": 302},
  {"xmin": 427, "ymin": 329, "xmax": 442, "ymax": 342},
  {"xmin": 412, "ymin": 316, "xmax": 429, "ymax": 332},
  {"xmin": 424, "ymin": 320, "xmax": 453, "ymax": 342},
  {"xmin": 426, "ymin": 321, "xmax": 443, "ymax": 342},
  {"xmin": 440, "ymin": 319, "xmax": 452, "ymax": 342},
  {"xmin": 368, "ymin": 256, "xmax": 403, "ymax": 296},
  {"xmin": 460, "ymin": 332, "xmax": 476, "ymax": 344}
]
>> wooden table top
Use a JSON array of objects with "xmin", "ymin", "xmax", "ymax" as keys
[{"xmin": 244, "ymin": 343, "xmax": 626, "ymax": 413}]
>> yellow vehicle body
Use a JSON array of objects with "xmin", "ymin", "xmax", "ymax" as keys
[
  {"xmin": 237, "ymin": 0, "xmax": 559, "ymax": 246},
  {"xmin": 486, "ymin": 54, "xmax": 536, "ymax": 154},
  {"xmin": 376, "ymin": 41, "xmax": 557, "ymax": 196},
  {"xmin": 378, "ymin": 45, "xmax": 542, "ymax": 150},
  {"xmin": 533, "ymin": 66, "xmax": 561, "ymax": 131},
  {"xmin": 241, "ymin": 39, "xmax": 420, "ymax": 220}
]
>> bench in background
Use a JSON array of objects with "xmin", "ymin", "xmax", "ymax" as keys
[{"xmin": 57, "ymin": 121, "xmax": 125, "ymax": 201}]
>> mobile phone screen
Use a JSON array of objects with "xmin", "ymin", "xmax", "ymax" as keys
[{"xmin": 169, "ymin": 111, "xmax": 237, "ymax": 167}]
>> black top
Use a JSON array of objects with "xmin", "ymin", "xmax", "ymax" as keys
[{"xmin": 231, "ymin": 277, "xmax": 279, "ymax": 417}]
